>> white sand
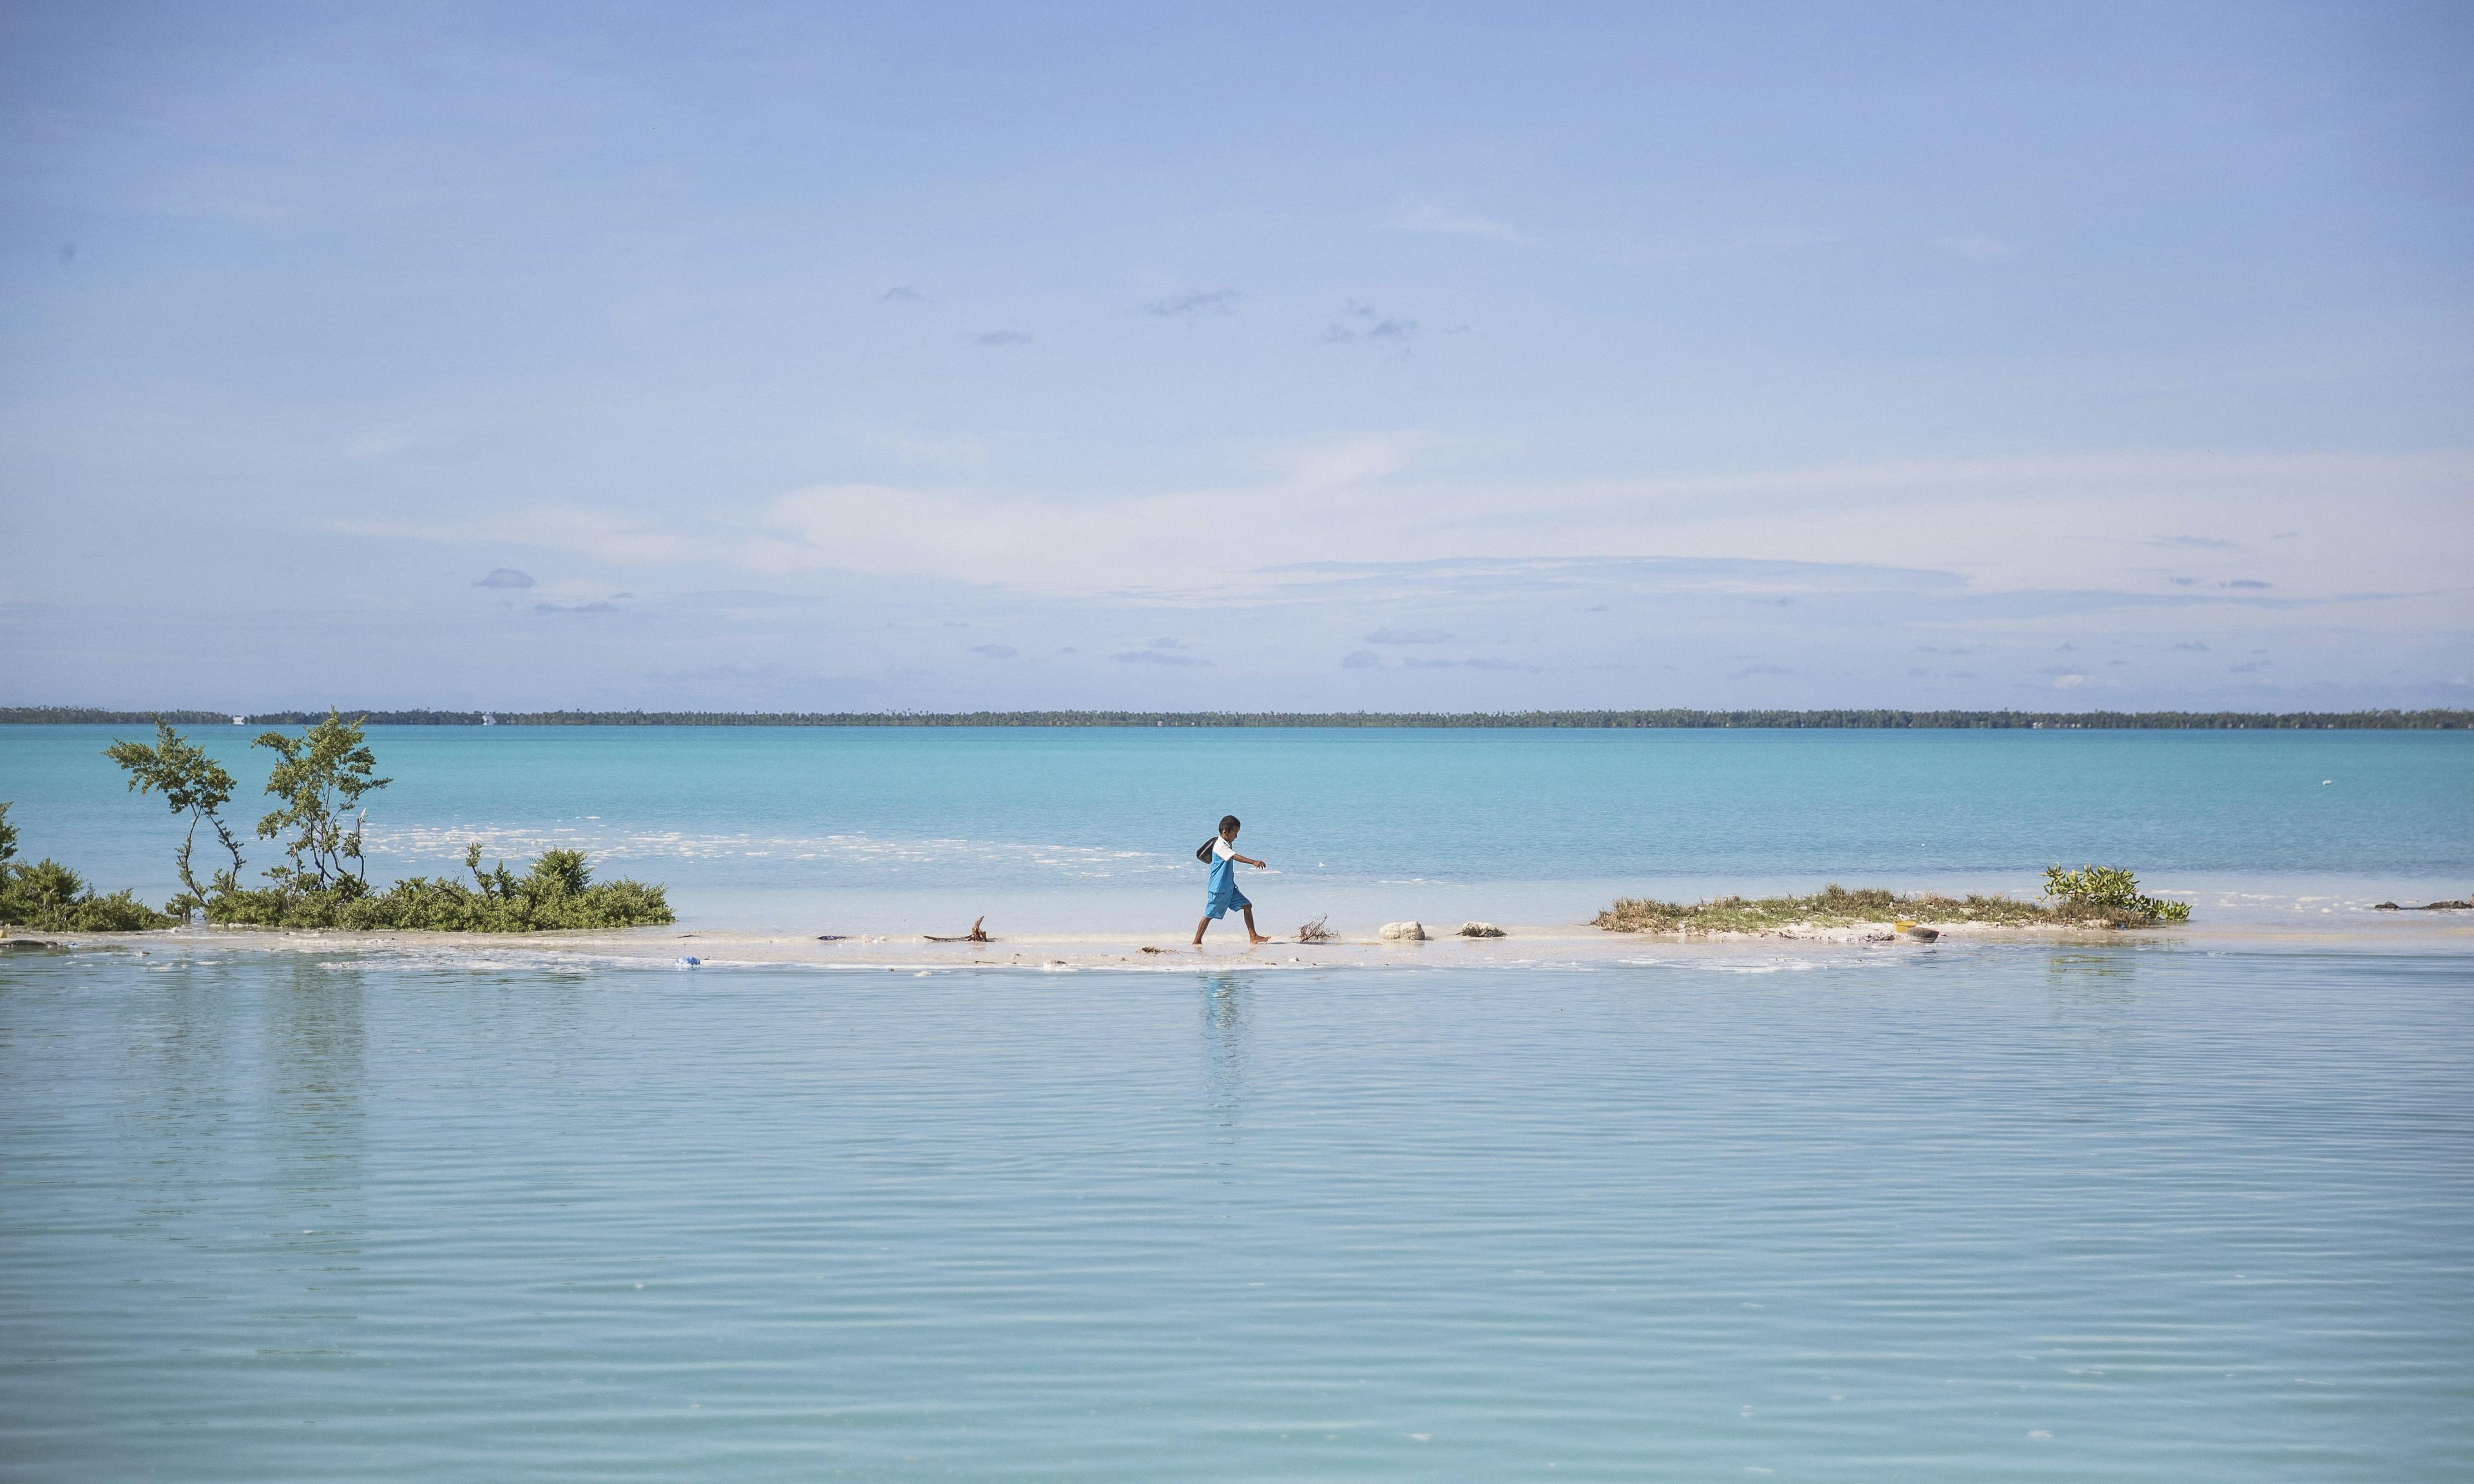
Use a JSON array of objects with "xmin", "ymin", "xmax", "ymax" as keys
[{"xmin": 15, "ymin": 909, "xmax": 2469, "ymax": 972}]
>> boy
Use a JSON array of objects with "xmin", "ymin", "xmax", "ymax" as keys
[{"xmin": 1193, "ymin": 813, "xmax": 1271, "ymax": 945}]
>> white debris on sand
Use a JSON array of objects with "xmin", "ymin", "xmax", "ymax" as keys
[{"xmin": 1378, "ymin": 921, "xmax": 1427, "ymax": 941}]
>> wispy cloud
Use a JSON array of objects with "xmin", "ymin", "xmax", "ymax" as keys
[
  {"xmin": 968, "ymin": 643, "xmax": 1019, "ymax": 659},
  {"xmin": 474, "ymin": 567, "xmax": 535, "ymax": 589},
  {"xmin": 1397, "ymin": 204, "xmax": 1526, "ymax": 243},
  {"xmin": 334, "ymin": 449, "xmax": 2470, "ymax": 623},
  {"xmin": 1938, "ymin": 233, "xmax": 2016, "ymax": 261},
  {"xmin": 866, "ymin": 431, "xmax": 988, "ymax": 472},
  {"xmin": 973, "ymin": 330, "xmax": 1031, "ymax": 347},
  {"xmin": 1144, "ymin": 290, "xmax": 1238, "ymax": 318},
  {"xmin": 1323, "ymin": 300, "xmax": 1419, "ymax": 346},
  {"xmin": 879, "ymin": 285, "xmax": 925, "ymax": 303},
  {"xmin": 2150, "ymin": 535, "xmax": 2238, "ymax": 549},
  {"xmin": 1114, "ymin": 649, "xmax": 1210, "ymax": 667},
  {"xmin": 1365, "ymin": 627, "xmax": 1453, "ymax": 644}
]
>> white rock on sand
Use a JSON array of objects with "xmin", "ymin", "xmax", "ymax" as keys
[{"xmin": 1378, "ymin": 920, "xmax": 1426, "ymax": 941}]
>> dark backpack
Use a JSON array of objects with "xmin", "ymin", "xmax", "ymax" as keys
[{"xmin": 1196, "ymin": 838, "xmax": 1218, "ymax": 864}]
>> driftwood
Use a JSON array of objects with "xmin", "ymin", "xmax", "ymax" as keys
[
  {"xmin": 1297, "ymin": 915, "xmax": 1334, "ymax": 943},
  {"xmin": 925, "ymin": 916, "xmax": 993, "ymax": 943}
]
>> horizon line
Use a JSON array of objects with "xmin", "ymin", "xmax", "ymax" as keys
[{"xmin": 5, "ymin": 707, "xmax": 2468, "ymax": 731}]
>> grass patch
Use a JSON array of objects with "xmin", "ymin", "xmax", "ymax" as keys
[{"xmin": 1595, "ymin": 879, "xmax": 2185, "ymax": 935}]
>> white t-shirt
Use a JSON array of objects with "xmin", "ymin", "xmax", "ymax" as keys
[{"xmin": 1212, "ymin": 837, "xmax": 1236, "ymax": 862}]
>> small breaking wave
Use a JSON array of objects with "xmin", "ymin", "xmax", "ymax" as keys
[{"xmin": 363, "ymin": 823, "xmax": 1185, "ymax": 880}]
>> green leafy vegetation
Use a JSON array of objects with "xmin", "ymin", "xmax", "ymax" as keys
[
  {"xmin": 8, "ymin": 707, "xmax": 2470, "ymax": 729},
  {"xmin": 104, "ymin": 721, "xmax": 247, "ymax": 917},
  {"xmin": 82, "ymin": 712, "xmax": 675, "ymax": 934},
  {"xmin": 2042, "ymin": 864, "xmax": 2191, "ymax": 924},
  {"xmin": 206, "ymin": 844, "xmax": 673, "ymax": 931},
  {"xmin": 0, "ymin": 803, "xmax": 174, "ymax": 932},
  {"xmin": 1596, "ymin": 875, "xmax": 2191, "ymax": 935},
  {"xmin": 249, "ymin": 712, "xmax": 390, "ymax": 896}
]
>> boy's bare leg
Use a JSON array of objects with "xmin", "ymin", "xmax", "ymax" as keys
[
  {"xmin": 1193, "ymin": 917, "xmax": 1211, "ymax": 945},
  {"xmin": 1243, "ymin": 906, "xmax": 1269, "ymax": 944}
]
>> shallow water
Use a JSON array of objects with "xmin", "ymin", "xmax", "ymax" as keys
[{"xmin": 3, "ymin": 943, "xmax": 2469, "ymax": 1479}]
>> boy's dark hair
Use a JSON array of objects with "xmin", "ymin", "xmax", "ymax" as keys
[{"xmin": 1196, "ymin": 815, "xmax": 1242, "ymax": 863}]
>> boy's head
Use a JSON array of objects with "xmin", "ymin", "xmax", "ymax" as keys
[{"xmin": 1219, "ymin": 814, "xmax": 1241, "ymax": 839}]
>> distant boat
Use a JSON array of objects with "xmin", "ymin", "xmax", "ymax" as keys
[
  {"xmin": 231, "ymin": 715, "xmax": 245, "ymax": 725},
  {"xmin": 481, "ymin": 712, "xmax": 497, "ymax": 727}
]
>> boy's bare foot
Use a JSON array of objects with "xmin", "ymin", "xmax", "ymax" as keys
[{"xmin": 1249, "ymin": 933, "xmax": 1272, "ymax": 945}]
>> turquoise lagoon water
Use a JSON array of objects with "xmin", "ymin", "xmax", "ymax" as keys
[
  {"xmin": 3, "ymin": 725, "xmax": 2470, "ymax": 930},
  {"xmin": 3, "ymin": 727, "xmax": 2472, "ymax": 1477}
]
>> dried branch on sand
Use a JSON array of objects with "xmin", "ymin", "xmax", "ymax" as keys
[
  {"xmin": 1296, "ymin": 914, "xmax": 1335, "ymax": 942},
  {"xmin": 925, "ymin": 915, "xmax": 993, "ymax": 943}
]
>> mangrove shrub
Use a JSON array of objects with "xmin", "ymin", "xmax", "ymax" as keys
[
  {"xmin": 0, "ymin": 803, "xmax": 172, "ymax": 932},
  {"xmin": 2041, "ymin": 864, "xmax": 2191, "ymax": 924}
]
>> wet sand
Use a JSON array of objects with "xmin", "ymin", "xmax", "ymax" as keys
[{"xmin": 15, "ymin": 908, "xmax": 2471, "ymax": 973}]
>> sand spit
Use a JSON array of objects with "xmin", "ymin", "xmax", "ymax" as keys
[{"xmin": 10, "ymin": 910, "xmax": 2469, "ymax": 971}]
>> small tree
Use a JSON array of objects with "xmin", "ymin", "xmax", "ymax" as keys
[
  {"xmin": 105, "ymin": 720, "xmax": 246, "ymax": 915},
  {"xmin": 254, "ymin": 710, "xmax": 391, "ymax": 898}
]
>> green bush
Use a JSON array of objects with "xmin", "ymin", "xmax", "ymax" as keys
[
  {"xmin": 197, "ymin": 843, "xmax": 671, "ymax": 931},
  {"xmin": 2042, "ymin": 864, "xmax": 2191, "ymax": 924},
  {"xmin": 0, "ymin": 805, "xmax": 175, "ymax": 932}
]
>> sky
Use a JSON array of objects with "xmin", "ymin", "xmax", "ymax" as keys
[{"xmin": 2, "ymin": 0, "xmax": 2469, "ymax": 713}]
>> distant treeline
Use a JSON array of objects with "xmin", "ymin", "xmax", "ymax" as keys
[{"xmin": 5, "ymin": 706, "xmax": 2469, "ymax": 730}]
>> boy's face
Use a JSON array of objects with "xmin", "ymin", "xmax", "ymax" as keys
[{"xmin": 1222, "ymin": 824, "xmax": 1239, "ymax": 841}]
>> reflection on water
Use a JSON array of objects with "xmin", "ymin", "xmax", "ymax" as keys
[
  {"xmin": 1197, "ymin": 973, "xmax": 1247, "ymax": 1130},
  {"xmin": 3, "ymin": 945, "xmax": 2469, "ymax": 1481},
  {"xmin": 2046, "ymin": 950, "xmax": 2136, "ymax": 983},
  {"xmin": 267, "ymin": 960, "xmax": 367, "ymax": 1174}
]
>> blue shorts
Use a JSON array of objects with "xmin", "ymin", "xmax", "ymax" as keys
[{"xmin": 1204, "ymin": 862, "xmax": 1251, "ymax": 919}]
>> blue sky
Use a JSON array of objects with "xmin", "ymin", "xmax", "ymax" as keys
[{"xmin": 3, "ymin": 1, "xmax": 2468, "ymax": 711}]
